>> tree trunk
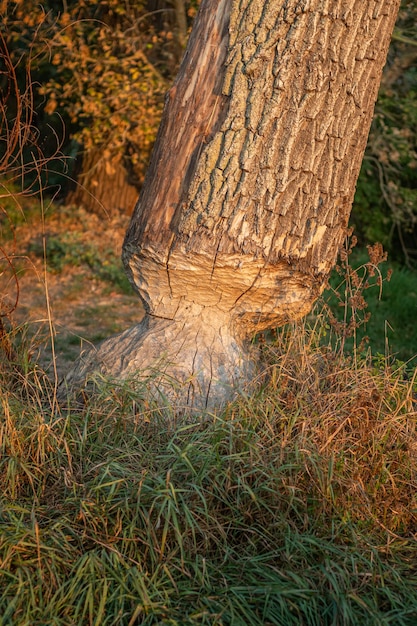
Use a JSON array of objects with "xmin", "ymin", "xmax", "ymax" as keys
[
  {"xmin": 65, "ymin": 0, "xmax": 400, "ymax": 412},
  {"xmin": 173, "ymin": 0, "xmax": 188, "ymax": 51},
  {"xmin": 67, "ymin": 148, "xmax": 139, "ymax": 215}
]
